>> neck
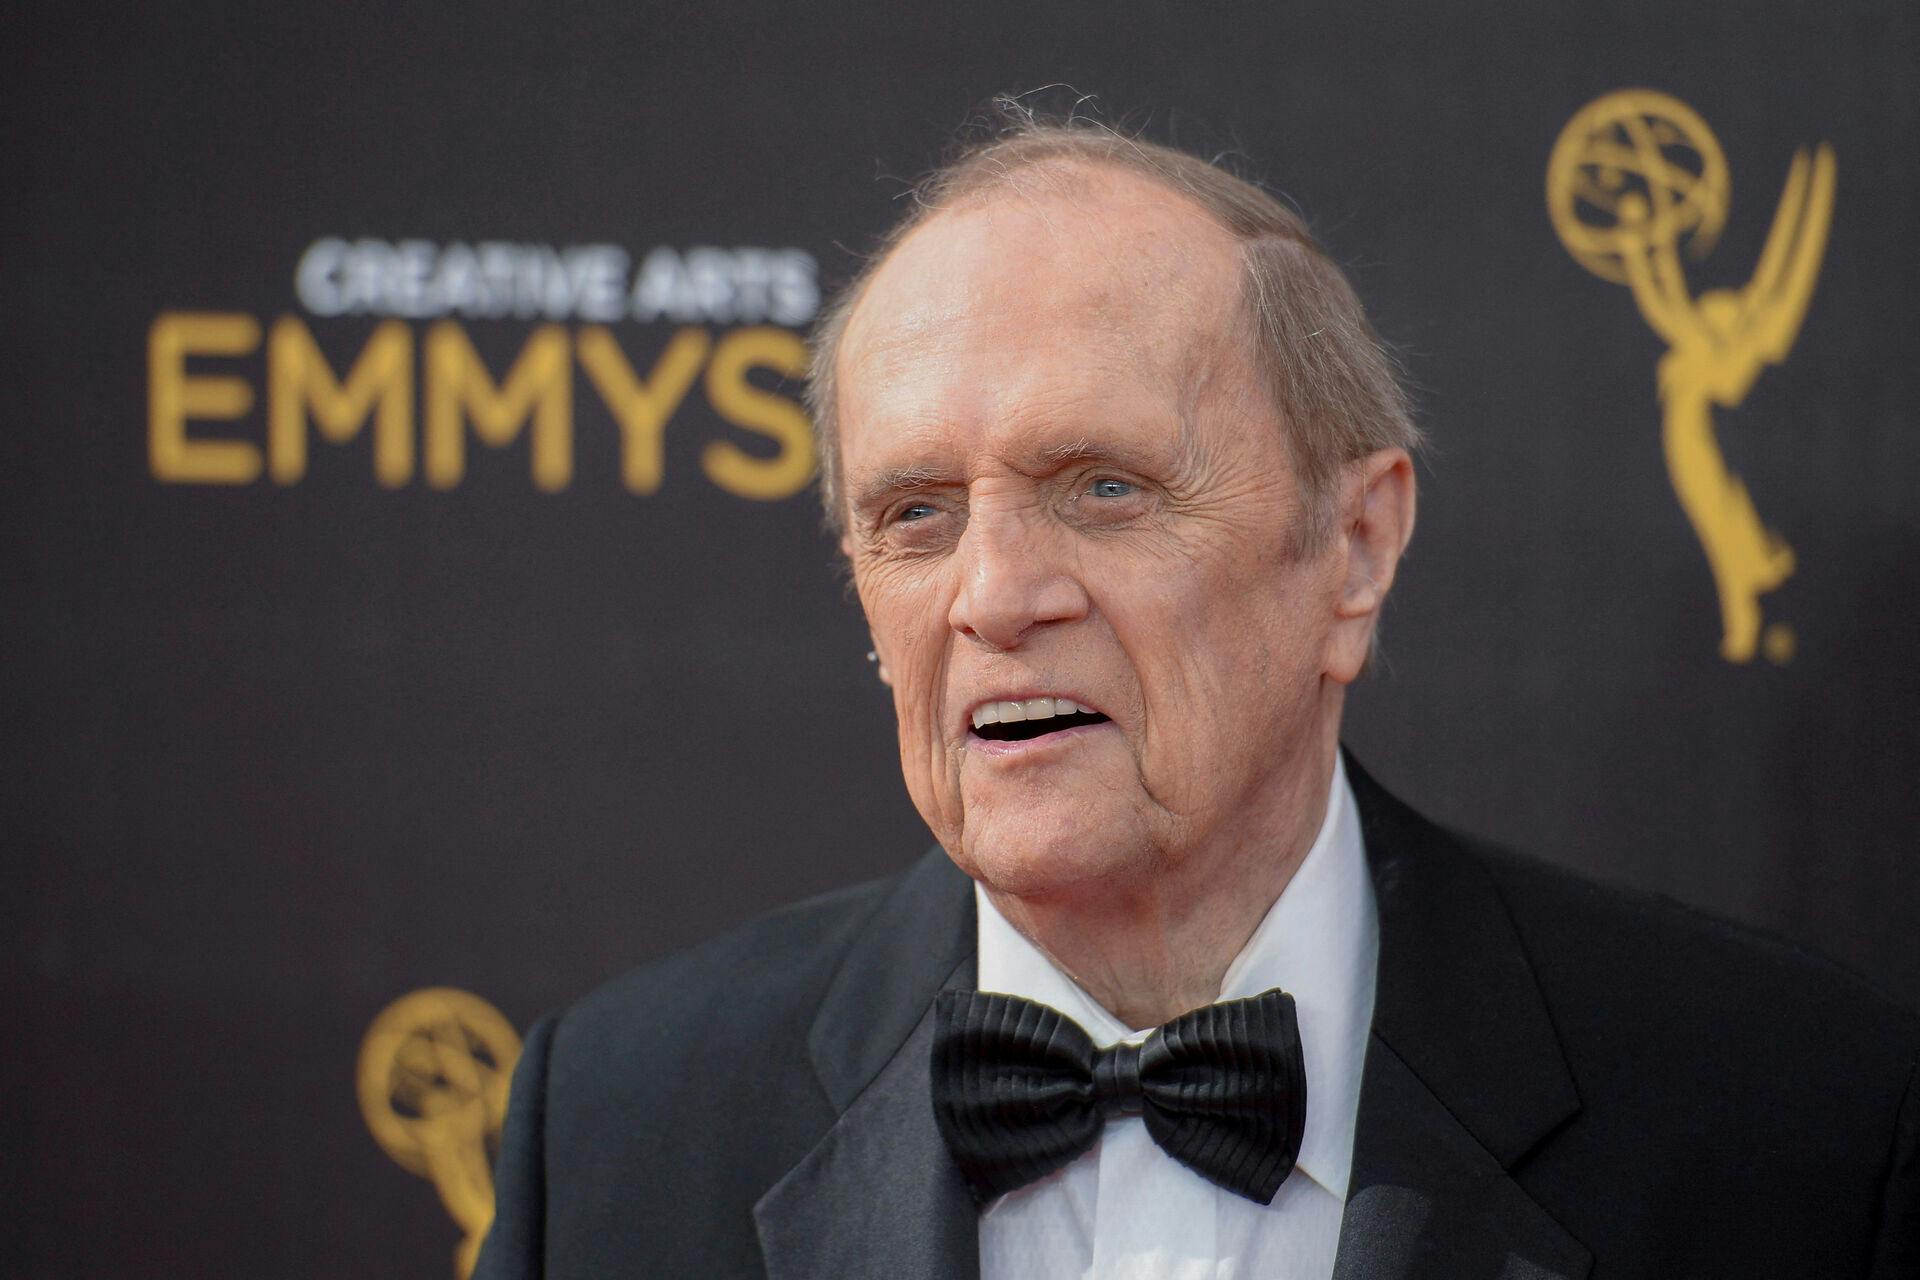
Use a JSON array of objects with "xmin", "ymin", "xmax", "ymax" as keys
[{"xmin": 984, "ymin": 741, "xmax": 1339, "ymax": 1030}]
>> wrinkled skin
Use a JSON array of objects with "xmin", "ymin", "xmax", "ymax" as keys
[{"xmin": 834, "ymin": 165, "xmax": 1414, "ymax": 1027}]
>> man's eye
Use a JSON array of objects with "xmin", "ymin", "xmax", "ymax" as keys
[
  {"xmin": 1088, "ymin": 479, "xmax": 1135, "ymax": 499},
  {"xmin": 896, "ymin": 502, "xmax": 938, "ymax": 522}
]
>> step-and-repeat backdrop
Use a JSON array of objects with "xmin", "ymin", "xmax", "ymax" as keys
[{"xmin": 7, "ymin": 2, "xmax": 1916, "ymax": 1275}]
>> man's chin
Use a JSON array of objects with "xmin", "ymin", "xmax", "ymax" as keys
[{"xmin": 952, "ymin": 804, "xmax": 1153, "ymax": 901}]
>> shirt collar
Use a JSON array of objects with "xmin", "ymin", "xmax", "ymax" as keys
[{"xmin": 974, "ymin": 751, "xmax": 1379, "ymax": 1201}]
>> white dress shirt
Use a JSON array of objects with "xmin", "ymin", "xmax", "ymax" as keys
[{"xmin": 974, "ymin": 753, "xmax": 1379, "ymax": 1280}]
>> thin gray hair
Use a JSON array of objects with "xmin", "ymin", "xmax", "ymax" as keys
[{"xmin": 806, "ymin": 102, "xmax": 1420, "ymax": 549}]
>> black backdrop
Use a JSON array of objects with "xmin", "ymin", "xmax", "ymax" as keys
[{"xmin": 6, "ymin": 2, "xmax": 1917, "ymax": 1276}]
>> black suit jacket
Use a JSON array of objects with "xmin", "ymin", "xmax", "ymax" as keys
[{"xmin": 475, "ymin": 760, "xmax": 1919, "ymax": 1278}]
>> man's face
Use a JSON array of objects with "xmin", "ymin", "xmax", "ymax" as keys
[{"xmin": 835, "ymin": 169, "xmax": 1361, "ymax": 903}]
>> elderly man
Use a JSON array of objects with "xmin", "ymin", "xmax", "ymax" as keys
[{"xmin": 476, "ymin": 118, "xmax": 1917, "ymax": 1279}]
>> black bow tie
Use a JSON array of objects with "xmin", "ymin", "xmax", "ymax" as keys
[{"xmin": 930, "ymin": 987, "xmax": 1306, "ymax": 1206}]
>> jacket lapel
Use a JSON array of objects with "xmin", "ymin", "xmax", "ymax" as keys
[
  {"xmin": 754, "ymin": 852, "xmax": 979, "ymax": 1280},
  {"xmin": 1336, "ymin": 756, "xmax": 1590, "ymax": 1279}
]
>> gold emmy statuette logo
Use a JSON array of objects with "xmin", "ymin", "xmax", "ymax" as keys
[
  {"xmin": 358, "ymin": 987, "xmax": 522, "ymax": 1280},
  {"xmin": 1547, "ymin": 89, "xmax": 1835, "ymax": 664}
]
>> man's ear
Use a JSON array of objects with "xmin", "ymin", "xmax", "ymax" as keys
[{"xmin": 1325, "ymin": 448, "xmax": 1416, "ymax": 684}]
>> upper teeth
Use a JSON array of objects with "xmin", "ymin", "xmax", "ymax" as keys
[{"xmin": 972, "ymin": 697, "xmax": 1091, "ymax": 729}]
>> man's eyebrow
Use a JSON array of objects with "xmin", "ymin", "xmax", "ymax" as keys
[
  {"xmin": 853, "ymin": 464, "xmax": 954, "ymax": 508},
  {"xmin": 851, "ymin": 437, "xmax": 1183, "ymax": 509},
  {"xmin": 1025, "ymin": 436, "xmax": 1182, "ymax": 475},
  {"xmin": 1032, "ymin": 438, "xmax": 1128, "ymax": 469}
]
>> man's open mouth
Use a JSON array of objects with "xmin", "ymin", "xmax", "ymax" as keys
[{"xmin": 969, "ymin": 697, "xmax": 1111, "ymax": 743}]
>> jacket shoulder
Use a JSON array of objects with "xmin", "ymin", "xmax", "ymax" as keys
[
  {"xmin": 548, "ymin": 870, "xmax": 899, "ymax": 1082},
  {"xmin": 1457, "ymin": 838, "xmax": 1918, "ymax": 1264},
  {"xmin": 508, "ymin": 869, "xmax": 913, "ymax": 1276},
  {"xmin": 1473, "ymin": 837, "xmax": 1916, "ymax": 1040},
  {"xmin": 1471, "ymin": 837, "xmax": 1915, "ymax": 1169}
]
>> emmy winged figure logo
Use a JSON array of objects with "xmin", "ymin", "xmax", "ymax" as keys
[
  {"xmin": 1547, "ymin": 90, "xmax": 1835, "ymax": 664},
  {"xmin": 359, "ymin": 987, "xmax": 523, "ymax": 1280}
]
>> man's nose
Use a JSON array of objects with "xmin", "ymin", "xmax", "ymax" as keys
[{"xmin": 947, "ymin": 508, "xmax": 1090, "ymax": 650}]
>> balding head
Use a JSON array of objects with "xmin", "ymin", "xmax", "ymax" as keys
[
  {"xmin": 839, "ymin": 164, "xmax": 1256, "ymax": 475},
  {"xmin": 808, "ymin": 114, "xmax": 1418, "ymax": 551}
]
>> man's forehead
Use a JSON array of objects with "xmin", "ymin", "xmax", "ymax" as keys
[{"xmin": 839, "ymin": 164, "xmax": 1246, "ymax": 386}]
